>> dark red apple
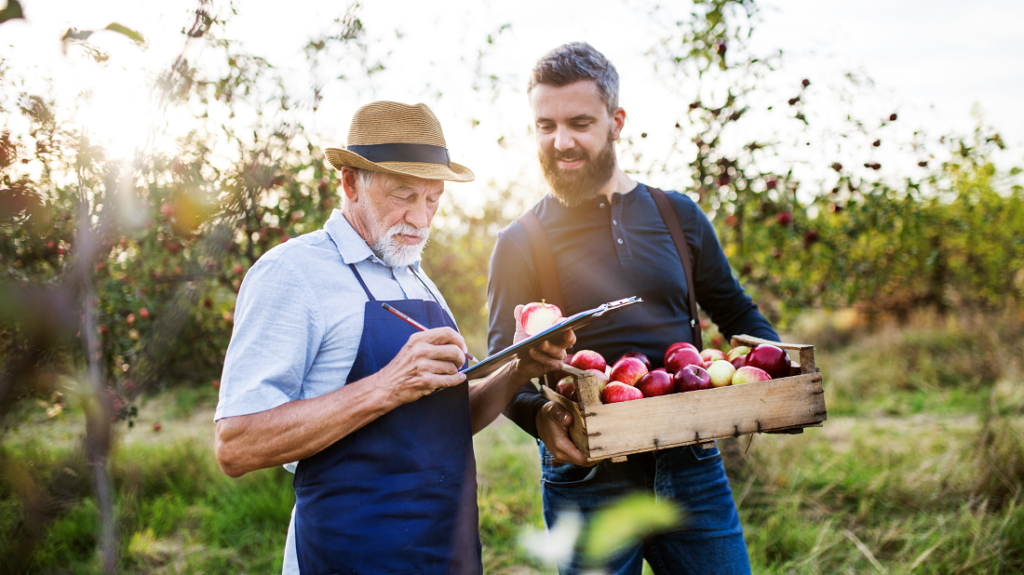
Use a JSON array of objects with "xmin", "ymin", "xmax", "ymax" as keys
[
  {"xmin": 556, "ymin": 376, "xmax": 577, "ymax": 401},
  {"xmin": 745, "ymin": 344, "xmax": 790, "ymax": 379},
  {"xmin": 674, "ymin": 365, "xmax": 712, "ymax": 393},
  {"xmin": 732, "ymin": 366, "xmax": 771, "ymax": 385},
  {"xmin": 609, "ymin": 357, "xmax": 649, "ymax": 387},
  {"xmin": 636, "ymin": 370, "xmax": 673, "ymax": 398},
  {"xmin": 615, "ymin": 351, "xmax": 652, "ymax": 372},
  {"xmin": 571, "ymin": 350, "xmax": 606, "ymax": 372},
  {"xmin": 520, "ymin": 300, "xmax": 563, "ymax": 336},
  {"xmin": 664, "ymin": 342, "xmax": 698, "ymax": 365},
  {"xmin": 665, "ymin": 347, "xmax": 703, "ymax": 373},
  {"xmin": 601, "ymin": 382, "xmax": 644, "ymax": 404}
]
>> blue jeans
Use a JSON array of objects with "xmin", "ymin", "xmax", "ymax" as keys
[{"xmin": 540, "ymin": 442, "xmax": 751, "ymax": 575}]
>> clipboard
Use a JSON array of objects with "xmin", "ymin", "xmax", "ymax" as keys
[{"xmin": 462, "ymin": 297, "xmax": 643, "ymax": 381}]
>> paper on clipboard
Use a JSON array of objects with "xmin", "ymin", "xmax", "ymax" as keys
[{"xmin": 461, "ymin": 297, "xmax": 643, "ymax": 381}]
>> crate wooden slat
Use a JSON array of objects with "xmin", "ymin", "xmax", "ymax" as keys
[{"xmin": 539, "ymin": 336, "xmax": 826, "ymax": 464}]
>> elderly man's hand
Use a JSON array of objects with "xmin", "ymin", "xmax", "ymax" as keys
[
  {"xmin": 510, "ymin": 304, "xmax": 576, "ymax": 383},
  {"xmin": 376, "ymin": 327, "xmax": 468, "ymax": 405}
]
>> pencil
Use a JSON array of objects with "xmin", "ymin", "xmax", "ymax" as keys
[{"xmin": 381, "ymin": 303, "xmax": 477, "ymax": 362}]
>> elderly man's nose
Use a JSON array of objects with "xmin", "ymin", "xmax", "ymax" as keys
[{"xmin": 407, "ymin": 204, "xmax": 430, "ymax": 229}]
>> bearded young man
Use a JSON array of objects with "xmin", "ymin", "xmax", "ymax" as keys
[
  {"xmin": 214, "ymin": 101, "xmax": 574, "ymax": 575},
  {"xmin": 486, "ymin": 43, "xmax": 781, "ymax": 574}
]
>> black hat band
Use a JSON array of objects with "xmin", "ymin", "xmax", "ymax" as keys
[{"xmin": 346, "ymin": 143, "xmax": 452, "ymax": 168}]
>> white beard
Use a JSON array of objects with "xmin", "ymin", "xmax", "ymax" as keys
[{"xmin": 370, "ymin": 221, "xmax": 430, "ymax": 268}]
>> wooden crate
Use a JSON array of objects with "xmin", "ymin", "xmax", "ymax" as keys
[{"xmin": 540, "ymin": 335, "xmax": 827, "ymax": 464}]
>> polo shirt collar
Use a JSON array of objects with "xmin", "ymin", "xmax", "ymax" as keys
[{"xmin": 323, "ymin": 209, "xmax": 422, "ymax": 271}]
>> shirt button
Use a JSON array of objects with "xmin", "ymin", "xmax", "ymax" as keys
[
  {"xmin": 612, "ymin": 220, "xmax": 618, "ymax": 225},
  {"xmin": 617, "ymin": 238, "xmax": 623, "ymax": 244},
  {"xmin": 599, "ymin": 203, "xmax": 606, "ymax": 208}
]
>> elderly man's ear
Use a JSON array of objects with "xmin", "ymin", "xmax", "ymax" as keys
[{"xmin": 340, "ymin": 167, "xmax": 360, "ymax": 201}]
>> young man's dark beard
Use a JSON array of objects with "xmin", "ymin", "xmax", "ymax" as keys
[{"xmin": 539, "ymin": 130, "xmax": 617, "ymax": 207}]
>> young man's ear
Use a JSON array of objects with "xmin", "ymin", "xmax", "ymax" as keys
[{"xmin": 612, "ymin": 108, "xmax": 626, "ymax": 141}]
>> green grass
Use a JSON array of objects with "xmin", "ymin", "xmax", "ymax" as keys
[{"xmin": 2, "ymin": 310, "xmax": 1023, "ymax": 573}]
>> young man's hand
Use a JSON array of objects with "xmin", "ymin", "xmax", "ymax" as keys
[{"xmin": 536, "ymin": 401, "xmax": 594, "ymax": 467}]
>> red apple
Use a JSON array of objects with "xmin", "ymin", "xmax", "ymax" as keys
[
  {"xmin": 726, "ymin": 346, "xmax": 750, "ymax": 369},
  {"xmin": 609, "ymin": 357, "xmax": 649, "ymax": 387},
  {"xmin": 745, "ymin": 344, "xmax": 790, "ymax": 379},
  {"xmin": 585, "ymin": 368, "xmax": 610, "ymax": 393},
  {"xmin": 732, "ymin": 366, "xmax": 771, "ymax": 385},
  {"xmin": 665, "ymin": 347, "xmax": 703, "ymax": 373},
  {"xmin": 653, "ymin": 367, "xmax": 667, "ymax": 373},
  {"xmin": 138, "ymin": 307, "xmax": 150, "ymax": 320},
  {"xmin": 707, "ymin": 360, "xmax": 736, "ymax": 387},
  {"xmin": 571, "ymin": 350, "xmax": 606, "ymax": 372},
  {"xmin": 664, "ymin": 341, "xmax": 698, "ymax": 366},
  {"xmin": 674, "ymin": 365, "xmax": 712, "ymax": 393},
  {"xmin": 556, "ymin": 377, "xmax": 577, "ymax": 401},
  {"xmin": 636, "ymin": 370, "xmax": 673, "ymax": 398},
  {"xmin": 700, "ymin": 349, "xmax": 726, "ymax": 364},
  {"xmin": 615, "ymin": 351, "xmax": 652, "ymax": 372},
  {"xmin": 520, "ymin": 301, "xmax": 563, "ymax": 336},
  {"xmin": 601, "ymin": 382, "xmax": 644, "ymax": 404}
]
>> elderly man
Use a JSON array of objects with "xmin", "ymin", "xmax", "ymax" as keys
[
  {"xmin": 487, "ymin": 43, "xmax": 781, "ymax": 574},
  {"xmin": 214, "ymin": 101, "xmax": 573, "ymax": 575}
]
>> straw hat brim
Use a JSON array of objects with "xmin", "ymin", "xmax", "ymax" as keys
[{"xmin": 324, "ymin": 148, "xmax": 475, "ymax": 182}]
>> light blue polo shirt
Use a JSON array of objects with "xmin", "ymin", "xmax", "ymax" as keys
[{"xmin": 214, "ymin": 209, "xmax": 455, "ymax": 575}]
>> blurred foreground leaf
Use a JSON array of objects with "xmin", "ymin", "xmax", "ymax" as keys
[
  {"xmin": 0, "ymin": 0, "xmax": 24, "ymax": 24},
  {"xmin": 582, "ymin": 493, "xmax": 684, "ymax": 563}
]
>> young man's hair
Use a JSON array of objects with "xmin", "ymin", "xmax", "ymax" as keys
[{"xmin": 528, "ymin": 42, "xmax": 620, "ymax": 114}]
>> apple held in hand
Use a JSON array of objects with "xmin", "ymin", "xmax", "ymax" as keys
[
  {"xmin": 664, "ymin": 342, "xmax": 698, "ymax": 366},
  {"xmin": 745, "ymin": 344, "xmax": 791, "ymax": 379},
  {"xmin": 571, "ymin": 350, "xmax": 607, "ymax": 372},
  {"xmin": 665, "ymin": 347, "xmax": 703, "ymax": 373},
  {"xmin": 615, "ymin": 351, "xmax": 652, "ymax": 372},
  {"xmin": 700, "ymin": 349, "xmax": 726, "ymax": 365},
  {"xmin": 520, "ymin": 300, "xmax": 563, "ymax": 336},
  {"xmin": 674, "ymin": 365, "xmax": 712, "ymax": 393},
  {"xmin": 609, "ymin": 357, "xmax": 649, "ymax": 386},
  {"xmin": 707, "ymin": 360, "xmax": 736, "ymax": 387},
  {"xmin": 636, "ymin": 370, "xmax": 673, "ymax": 398},
  {"xmin": 601, "ymin": 382, "xmax": 644, "ymax": 404},
  {"xmin": 732, "ymin": 366, "xmax": 771, "ymax": 385}
]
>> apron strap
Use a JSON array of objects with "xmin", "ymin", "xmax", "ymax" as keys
[
  {"xmin": 648, "ymin": 186, "xmax": 703, "ymax": 351},
  {"xmin": 348, "ymin": 263, "xmax": 376, "ymax": 301}
]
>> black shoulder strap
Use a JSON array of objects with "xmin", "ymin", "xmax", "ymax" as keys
[
  {"xmin": 516, "ymin": 210, "xmax": 566, "ymax": 311},
  {"xmin": 648, "ymin": 187, "xmax": 703, "ymax": 350}
]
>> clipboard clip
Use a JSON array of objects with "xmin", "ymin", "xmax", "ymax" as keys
[{"xmin": 592, "ymin": 296, "xmax": 643, "ymax": 316}]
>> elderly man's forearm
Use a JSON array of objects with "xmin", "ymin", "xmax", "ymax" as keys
[{"xmin": 215, "ymin": 377, "xmax": 392, "ymax": 477}]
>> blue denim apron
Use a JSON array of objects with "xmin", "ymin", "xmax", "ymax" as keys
[{"xmin": 294, "ymin": 264, "xmax": 481, "ymax": 575}]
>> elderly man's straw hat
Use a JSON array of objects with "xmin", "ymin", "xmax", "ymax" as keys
[{"xmin": 324, "ymin": 101, "xmax": 474, "ymax": 182}]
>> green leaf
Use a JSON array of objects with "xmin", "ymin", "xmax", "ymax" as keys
[
  {"xmin": 581, "ymin": 493, "xmax": 684, "ymax": 563},
  {"xmin": 0, "ymin": 0, "xmax": 24, "ymax": 24},
  {"xmin": 104, "ymin": 22, "xmax": 145, "ymax": 44}
]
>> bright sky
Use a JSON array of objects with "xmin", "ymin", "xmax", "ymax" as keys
[{"xmin": 2, "ymin": 0, "xmax": 1022, "ymax": 206}]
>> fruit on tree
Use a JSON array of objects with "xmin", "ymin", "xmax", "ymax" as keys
[
  {"xmin": 609, "ymin": 357, "xmax": 649, "ymax": 387},
  {"xmin": 601, "ymin": 382, "xmax": 644, "ymax": 404},
  {"xmin": 674, "ymin": 365, "xmax": 712, "ymax": 393},
  {"xmin": 636, "ymin": 370, "xmax": 673, "ymax": 398},
  {"xmin": 707, "ymin": 360, "xmax": 736, "ymax": 387},
  {"xmin": 732, "ymin": 366, "xmax": 772, "ymax": 385},
  {"xmin": 745, "ymin": 344, "xmax": 791, "ymax": 379},
  {"xmin": 665, "ymin": 347, "xmax": 703, "ymax": 373},
  {"xmin": 571, "ymin": 350, "xmax": 606, "ymax": 372},
  {"xmin": 519, "ymin": 300, "xmax": 563, "ymax": 336}
]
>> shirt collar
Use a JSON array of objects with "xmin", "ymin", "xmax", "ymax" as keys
[{"xmin": 323, "ymin": 210, "xmax": 422, "ymax": 271}]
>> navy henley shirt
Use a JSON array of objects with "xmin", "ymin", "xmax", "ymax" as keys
[{"xmin": 487, "ymin": 183, "xmax": 779, "ymax": 438}]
